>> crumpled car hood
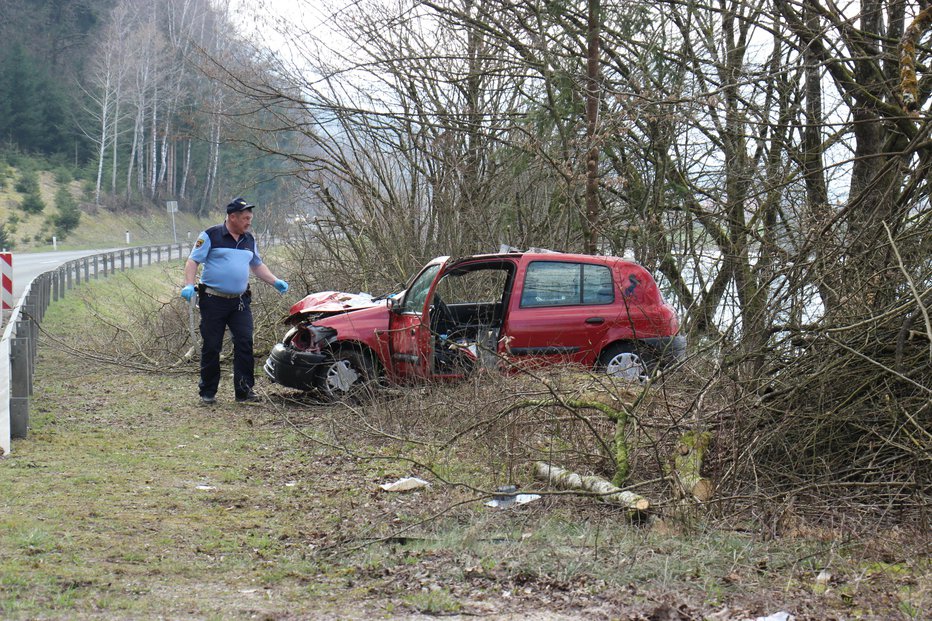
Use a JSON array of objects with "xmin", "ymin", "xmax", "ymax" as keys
[{"xmin": 286, "ymin": 291, "xmax": 388, "ymax": 322}]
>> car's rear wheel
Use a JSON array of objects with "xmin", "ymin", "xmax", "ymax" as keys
[
  {"xmin": 317, "ymin": 347, "xmax": 380, "ymax": 400},
  {"xmin": 597, "ymin": 343, "xmax": 649, "ymax": 382}
]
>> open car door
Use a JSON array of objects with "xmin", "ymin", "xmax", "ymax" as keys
[{"xmin": 386, "ymin": 257, "xmax": 448, "ymax": 380}]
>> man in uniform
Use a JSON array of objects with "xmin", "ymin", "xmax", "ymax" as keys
[{"xmin": 180, "ymin": 197, "xmax": 289, "ymax": 404}]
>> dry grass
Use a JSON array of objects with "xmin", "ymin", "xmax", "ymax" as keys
[{"xmin": 0, "ymin": 265, "xmax": 927, "ymax": 619}]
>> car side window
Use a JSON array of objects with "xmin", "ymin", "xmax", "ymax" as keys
[
  {"xmin": 521, "ymin": 261, "xmax": 614, "ymax": 307},
  {"xmin": 582, "ymin": 264, "xmax": 615, "ymax": 304},
  {"xmin": 398, "ymin": 264, "xmax": 441, "ymax": 313}
]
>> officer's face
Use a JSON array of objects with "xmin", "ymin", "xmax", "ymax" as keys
[{"xmin": 227, "ymin": 210, "xmax": 254, "ymax": 236}]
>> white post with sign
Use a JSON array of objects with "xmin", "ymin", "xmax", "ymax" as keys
[{"xmin": 167, "ymin": 201, "xmax": 179, "ymax": 243}]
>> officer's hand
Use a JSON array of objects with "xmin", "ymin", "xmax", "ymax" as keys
[
  {"xmin": 273, "ymin": 279, "xmax": 289, "ymax": 294},
  {"xmin": 181, "ymin": 284, "xmax": 196, "ymax": 302}
]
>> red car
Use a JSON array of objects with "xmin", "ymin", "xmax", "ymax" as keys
[{"xmin": 264, "ymin": 252, "xmax": 685, "ymax": 398}]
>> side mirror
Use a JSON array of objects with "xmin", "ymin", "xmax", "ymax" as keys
[{"xmin": 388, "ymin": 289, "xmax": 406, "ymax": 313}]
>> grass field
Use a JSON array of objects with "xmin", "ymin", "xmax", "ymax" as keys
[{"xmin": 0, "ymin": 266, "xmax": 927, "ymax": 619}]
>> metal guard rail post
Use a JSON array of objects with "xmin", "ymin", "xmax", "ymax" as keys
[{"xmin": 0, "ymin": 243, "xmax": 184, "ymax": 455}]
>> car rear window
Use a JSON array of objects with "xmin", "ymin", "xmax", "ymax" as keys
[{"xmin": 520, "ymin": 261, "xmax": 615, "ymax": 307}]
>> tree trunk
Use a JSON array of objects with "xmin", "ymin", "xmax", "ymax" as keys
[
  {"xmin": 180, "ymin": 138, "xmax": 191, "ymax": 199},
  {"xmin": 534, "ymin": 462, "xmax": 649, "ymax": 514},
  {"xmin": 93, "ymin": 75, "xmax": 111, "ymax": 206},
  {"xmin": 666, "ymin": 431, "xmax": 713, "ymax": 502},
  {"xmin": 111, "ymin": 78, "xmax": 122, "ymax": 194},
  {"xmin": 149, "ymin": 81, "xmax": 158, "ymax": 196},
  {"xmin": 583, "ymin": 0, "xmax": 601, "ymax": 254}
]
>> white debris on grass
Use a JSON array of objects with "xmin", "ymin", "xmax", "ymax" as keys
[
  {"xmin": 379, "ymin": 477, "xmax": 430, "ymax": 492},
  {"xmin": 485, "ymin": 494, "xmax": 541, "ymax": 508},
  {"xmin": 752, "ymin": 612, "xmax": 793, "ymax": 621}
]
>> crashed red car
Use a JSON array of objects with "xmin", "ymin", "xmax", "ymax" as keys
[{"xmin": 264, "ymin": 252, "xmax": 685, "ymax": 398}]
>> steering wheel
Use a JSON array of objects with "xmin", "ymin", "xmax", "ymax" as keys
[{"xmin": 431, "ymin": 294, "xmax": 457, "ymax": 334}]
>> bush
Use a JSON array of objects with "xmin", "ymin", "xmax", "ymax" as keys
[
  {"xmin": 15, "ymin": 169, "xmax": 39, "ymax": 194},
  {"xmin": 53, "ymin": 166, "xmax": 73, "ymax": 184},
  {"xmin": 3, "ymin": 150, "xmax": 23, "ymax": 168},
  {"xmin": 20, "ymin": 191, "xmax": 45, "ymax": 214},
  {"xmin": 53, "ymin": 186, "xmax": 80, "ymax": 237}
]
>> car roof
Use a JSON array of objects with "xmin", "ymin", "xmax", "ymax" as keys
[{"xmin": 446, "ymin": 251, "xmax": 646, "ymax": 269}]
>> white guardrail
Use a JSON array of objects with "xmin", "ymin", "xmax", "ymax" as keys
[{"xmin": 0, "ymin": 244, "xmax": 186, "ymax": 456}]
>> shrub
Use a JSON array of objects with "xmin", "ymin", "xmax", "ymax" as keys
[
  {"xmin": 3, "ymin": 150, "xmax": 24, "ymax": 168},
  {"xmin": 20, "ymin": 191, "xmax": 45, "ymax": 214},
  {"xmin": 15, "ymin": 169, "xmax": 39, "ymax": 194},
  {"xmin": 53, "ymin": 186, "xmax": 80, "ymax": 237},
  {"xmin": 53, "ymin": 166, "xmax": 73, "ymax": 184}
]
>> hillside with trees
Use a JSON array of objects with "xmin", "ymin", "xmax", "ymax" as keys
[{"xmin": 0, "ymin": 0, "xmax": 296, "ymax": 223}]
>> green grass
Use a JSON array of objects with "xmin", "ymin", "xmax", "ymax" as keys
[
  {"xmin": 401, "ymin": 587, "xmax": 462, "ymax": 614},
  {"xmin": 0, "ymin": 265, "xmax": 926, "ymax": 619}
]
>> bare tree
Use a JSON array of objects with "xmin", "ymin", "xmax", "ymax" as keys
[{"xmin": 79, "ymin": 2, "xmax": 135, "ymax": 205}]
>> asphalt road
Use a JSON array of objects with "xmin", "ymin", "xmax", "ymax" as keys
[{"xmin": 9, "ymin": 249, "xmax": 120, "ymax": 302}]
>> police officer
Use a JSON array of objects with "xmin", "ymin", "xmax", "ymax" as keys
[{"xmin": 180, "ymin": 197, "xmax": 289, "ymax": 404}]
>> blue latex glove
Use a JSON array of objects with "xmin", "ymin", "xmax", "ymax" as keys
[
  {"xmin": 273, "ymin": 279, "xmax": 289, "ymax": 294},
  {"xmin": 181, "ymin": 284, "xmax": 195, "ymax": 302}
]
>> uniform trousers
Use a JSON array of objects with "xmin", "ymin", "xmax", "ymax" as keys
[{"xmin": 198, "ymin": 291, "xmax": 254, "ymax": 399}]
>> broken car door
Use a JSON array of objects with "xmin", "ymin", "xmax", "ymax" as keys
[{"xmin": 387, "ymin": 259, "xmax": 446, "ymax": 380}]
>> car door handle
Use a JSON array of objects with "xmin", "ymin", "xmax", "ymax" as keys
[{"xmin": 585, "ymin": 317, "xmax": 605, "ymax": 325}]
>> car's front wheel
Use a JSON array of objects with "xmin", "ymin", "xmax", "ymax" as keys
[
  {"xmin": 317, "ymin": 347, "xmax": 380, "ymax": 400},
  {"xmin": 597, "ymin": 343, "xmax": 649, "ymax": 382}
]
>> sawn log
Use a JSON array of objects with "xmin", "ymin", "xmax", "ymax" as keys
[{"xmin": 534, "ymin": 461, "xmax": 650, "ymax": 514}]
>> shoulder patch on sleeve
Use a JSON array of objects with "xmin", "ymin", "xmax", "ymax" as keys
[{"xmin": 195, "ymin": 238, "xmax": 205, "ymax": 248}]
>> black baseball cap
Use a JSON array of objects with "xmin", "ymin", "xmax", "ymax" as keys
[{"xmin": 226, "ymin": 197, "xmax": 256, "ymax": 214}]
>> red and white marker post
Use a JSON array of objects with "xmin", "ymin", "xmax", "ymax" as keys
[{"xmin": 0, "ymin": 253, "xmax": 12, "ymax": 312}]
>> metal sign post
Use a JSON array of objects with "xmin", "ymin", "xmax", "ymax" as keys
[{"xmin": 167, "ymin": 201, "xmax": 179, "ymax": 243}]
